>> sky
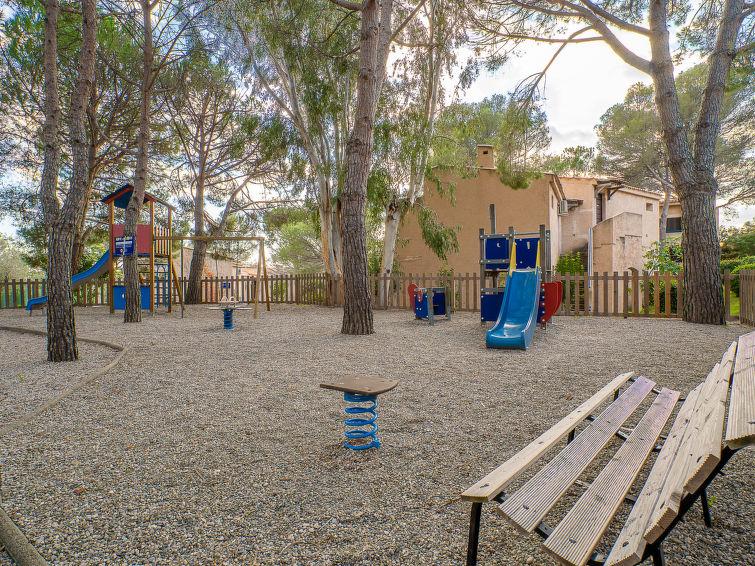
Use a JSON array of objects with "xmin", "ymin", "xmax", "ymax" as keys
[{"xmin": 461, "ymin": 38, "xmax": 650, "ymax": 153}]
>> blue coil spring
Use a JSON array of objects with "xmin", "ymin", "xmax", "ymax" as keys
[
  {"xmin": 343, "ymin": 392, "xmax": 380, "ymax": 450},
  {"xmin": 223, "ymin": 308, "xmax": 234, "ymax": 329}
]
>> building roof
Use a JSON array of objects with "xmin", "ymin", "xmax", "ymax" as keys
[{"xmin": 101, "ymin": 183, "xmax": 176, "ymax": 211}]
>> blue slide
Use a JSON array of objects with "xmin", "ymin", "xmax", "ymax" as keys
[
  {"xmin": 486, "ymin": 267, "xmax": 541, "ymax": 350},
  {"xmin": 26, "ymin": 251, "xmax": 111, "ymax": 311}
]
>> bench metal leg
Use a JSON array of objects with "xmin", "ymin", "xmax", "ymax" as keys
[
  {"xmin": 651, "ymin": 543, "xmax": 666, "ymax": 566},
  {"xmin": 701, "ymin": 488, "xmax": 712, "ymax": 527},
  {"xmin": 466, "ymin": 502, "xmax": 483, "ymax": 566}
]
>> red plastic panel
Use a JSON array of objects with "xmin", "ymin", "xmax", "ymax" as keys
[
  {"xmin": 542, "ymin": 281, "xmax": 562, "ymax": 323},
  {"xmin": 112, "ymin": 224, "xmax": 152, "ymax": 255}
]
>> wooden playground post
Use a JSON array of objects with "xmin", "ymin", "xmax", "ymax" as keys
[
  {"xmin": 108, "ymin": 201, "xmax": 115, "ymax": 314},
  {"xmin": 253, "ymin": 243, "xmax": 262, "ymax": 318},
  {"xmin": 149, "ymin": 200, "xmax": 155, "ymax": 313},
  {"xmin": 167, "ymin": 208, "xmax": 173, "ymax": 313},
  {"xmin": 262, "ymin": 240, "xmax": 271, "ymax": 311}
]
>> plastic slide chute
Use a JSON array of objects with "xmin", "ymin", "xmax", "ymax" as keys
[
  {"xmin": 26, "ymin": 250, "xmax": 111, "ymax": 311},
  {"xmin": 486, "ymin": 267, "xmax": 541, "ymax": 350}
]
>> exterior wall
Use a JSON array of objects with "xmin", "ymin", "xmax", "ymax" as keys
[
  {"xmin": 665, "ymin": 202, "xmax": 683, "ymax": 239},
  {"xmin": 396, "ymin": 170, "xmax": 558, "ymax": 277},
  {"xmin": 559, "ymin": 177, "xmax": 598, "ymax": 255},
  {"xmin": 547, "ymin": 178, "xmax": 562, "ymax": 261},
  {"xmin": 603, "ymin": 189, "xmax": 661, "ymax": 250},
  {"xmin": 592, "ymin": 212, "xmax": 644, "ymax": 274}
]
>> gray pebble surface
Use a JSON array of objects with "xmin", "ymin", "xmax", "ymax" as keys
[
  {"xmin": 0, "ymin": 305, "xmax": 752, "ymax": 565},
  {"xmin": 1, "ymin": 330, "xmax": 114, "ymax": 427}
]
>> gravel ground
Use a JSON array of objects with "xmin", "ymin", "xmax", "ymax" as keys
[
  {"xmin": 0, "ymin": 330, "xmax": 116, "ymax": 430},
  {"xmin": 0, "ymin": 305, "xmax": 752, "ymax": 566}
]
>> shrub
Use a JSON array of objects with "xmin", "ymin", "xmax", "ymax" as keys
[{"xmin": 555, "ymin": 251, "xmax": 585, "ymax": 275}]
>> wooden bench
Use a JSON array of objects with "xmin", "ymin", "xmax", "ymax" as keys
[{"xmin": 462, "ymin": 331, "xmax": 755, "ymax": 566}]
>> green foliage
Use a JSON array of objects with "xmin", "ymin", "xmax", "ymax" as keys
[
  {"xmin": 594, "ymin": 64, "xmax": 755, "ymax": 206},
  {"xmin": 720, "ymin": 221, "xmax": 755, "ymax": 259},
  {"xmin": 541, "ymin": 146, "xmax": 596, "ymax": 176},
  {"xmin": 431, "ymin": 94, "xmax": 550, "ymax": 189},
  {"xmin": 0, "ymin": 235, "xmax": 44, "ymax": 279},
  {"xmin": 643, "ymin": 241, "xmax": 682, "ymax": 273},
  {"xmin": 720, "ymin": 256, "xmax": 755, "ymax": 296},
  {"xmin": 555, "ymin": 252, "xmax": 585, "ymax": 274},
  {"xmin": 273, "ymin": 221, "xmax": 323, "ymax": 274},
  {"xmin": 414, "ymin": 205, "xmax": 460, "ymax": 263}
]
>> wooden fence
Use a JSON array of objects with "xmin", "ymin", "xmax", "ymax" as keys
[
  {"xmin": 0, "ymin": 270, "xmax": 740, "ymax": 321},
  {"xmin": 738, "ymin": 270, "xmax": 755, "ymax": 325}
]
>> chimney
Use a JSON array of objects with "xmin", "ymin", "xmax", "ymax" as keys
[{"xmin": 477, "ymin": 145, "xmax": 495, "ymax": 169}]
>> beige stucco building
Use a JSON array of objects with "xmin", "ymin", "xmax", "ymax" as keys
[
  {"xmin": 396, "ymin": 147, "xmax": 682, "ymax": 278},
  {"xmin": 396, "ymin": 146, "xmax": 563, "ymax": 276}
]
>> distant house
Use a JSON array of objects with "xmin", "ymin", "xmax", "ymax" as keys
[
  {"xmin": 396, "ymin": 145, "xmax": 563, "ymax": 277},
  {"xmin": 396, "ymin": 146, "xmax": 686, "ymax": 278}
]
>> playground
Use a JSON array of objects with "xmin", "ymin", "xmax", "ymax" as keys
[{"xmin": 1, "ymin": 306, "xmax": 753, "ymax": 565}]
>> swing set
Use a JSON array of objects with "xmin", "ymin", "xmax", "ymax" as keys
[{"xmin": 154, "ymin": 235, "xmax": 271, "ymax": 318}]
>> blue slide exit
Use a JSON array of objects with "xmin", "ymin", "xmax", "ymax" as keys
[
  {"xmin": 486, "ymin": 267, "xmax": 541, "ymax": 350},
  {"xmin": 26, "ymin": 250, "xmax": 111, "ymax": 311}
]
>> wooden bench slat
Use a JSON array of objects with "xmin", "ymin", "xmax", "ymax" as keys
[
  {"xmin": 462, "ymin": 372, "xmax": 634, "ymax": 502},
  {"xmin": 498, "ymin": 376, "xmax": 656, "ymax": 533},
  {"xmin": 684, "ymin": 341, "xmax": 736, "ymax": 492},
  {"xmin": 643, "ymin": 346, "xmax": 734, "ymax": 544},
  {"xmin": 605, "ymin": 385, "xmax": 701, "ymax": 566},
  {"xmin": 726, "ymin": 333, "xmax": 755, "ymax": 449},
  {"xmin": 543, "ymin": 388, "xmax": 679, "ymax": 566}
]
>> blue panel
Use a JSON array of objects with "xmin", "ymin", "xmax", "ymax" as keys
[
  {"xmin": 414, "ymin": 288, "xmax": 446, "ymax": 319},
  {"xmin": 481, "ymin": 292, "xmax": 504, "ymax": 322},
  {"xmin": 484, "ymin": 237, "xmax": 510, "ymax": 271},
  {"xmin": 112, "ymin": 285, "xmax": 152, "ymax": 310},
  {"xmin": 515, "ymin": 238, "xmax": 540, "ymax": 269}
]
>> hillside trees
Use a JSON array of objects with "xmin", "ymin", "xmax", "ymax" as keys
[
  {"xmin": 167, "ymin": 47, "xmax": 286, "ymax": 303},
  {"xmin": 431, "ymin": 94, "xmax": 551, "ymax": 180},
  {"xmin": 1, "ymin": 0, "xmax": 142, "ymax": 272},
  {"xmin": 595, "ymin": 64, "xmax": 755, "ymax": 240},
  {"xmin": 470, "ymin": 0, "xmax": 755, "ymax": 324}
]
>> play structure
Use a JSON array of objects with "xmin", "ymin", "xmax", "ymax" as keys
[
  {"xmin": 26, "ymin": 184, "xmax": 183, "ymax": 313},
  {"xmin": 26, "ymin": 183, "xmax": 271, "ymax": 316},
  {"xmin": 408, "ymin": 283, "xmax": 451, "ymax": 325},
  {"xmin": 480, "ymin": 205, "xmax": 562, "ymax": 350},
  {"xmin": 104, "ymin": 184, "xmax": 182, "ymax": 313}
]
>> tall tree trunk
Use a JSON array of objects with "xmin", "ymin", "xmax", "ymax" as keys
[
  {"xmin": 186, "ymin": 164, "xmax": 207, "ymax": 303},
  {"xmin": 42, "ymin": 0, "xmax": 97, "ymax": 361},
  {"xmin": 40, "ymin": 0, "xmax": 61, "ymax": 230},
  {"xmin": 680, "ymin": 191, "xmax": 723, "ymax": 323},
  {"xmin": 185, "ymin": 240, "xmax": 208, "ymax": 303},
  {"xmin": 648, "ymin": 0, "xmax": 725, "ymax": 324},
  {"xmin": 71, "ymin": 83, "xmax": 101, "ymax": 273},
  {"xmin": 378, "ymin": 198, "xmax": 400, "ymax": 306},
  {"xmin": 341, "ymin": 0, "xmax": 379, "ymax": 335},
  {"xmin": 123, "ymin": 0, "xmax": 153, "ymax": 323}
]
